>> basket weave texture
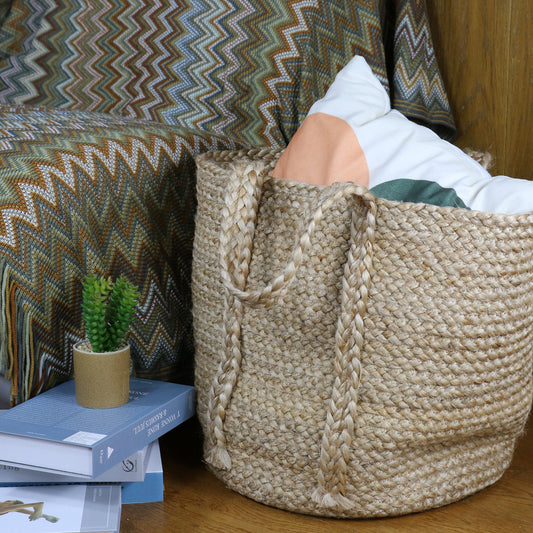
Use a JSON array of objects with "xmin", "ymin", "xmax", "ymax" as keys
[{"xmin": 192, "ymin": 148, "xmax": 533, "ymax": 518}]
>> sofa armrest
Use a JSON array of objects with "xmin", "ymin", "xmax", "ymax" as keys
[{"xmin": 0, "ymin": 104, "xmax": 232, "ymax": 404}]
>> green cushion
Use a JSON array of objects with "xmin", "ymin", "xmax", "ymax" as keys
[{"xmin": 370, "ymin": 179, "xmax": 468, "ymax": 209}]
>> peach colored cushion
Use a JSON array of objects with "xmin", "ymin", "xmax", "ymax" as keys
[{"xmin": 272, "ymin": 55, "xmax": 533, "ymax": 214}]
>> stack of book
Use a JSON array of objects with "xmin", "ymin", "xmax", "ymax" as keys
[{"xmin": 0, "ymin": 378, "xmax": 195, "ymax": 532}]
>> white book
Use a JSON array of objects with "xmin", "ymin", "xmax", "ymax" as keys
[
  {"xmin": 0, "ymin": 444, "xmax": 150, "ymax": 484},
  {"xmin": 0, "ymin": 484, "xmax": 121, "ymax": 532}
]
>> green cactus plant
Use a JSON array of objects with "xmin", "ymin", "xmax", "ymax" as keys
[{"xmin": 81, "ymin": 274, "xmax": 140, "ymax": 353}]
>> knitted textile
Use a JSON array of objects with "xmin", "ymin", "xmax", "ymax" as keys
[
  {"xmin": 0, "ymin": 0, "xmax": 456, "ymax": 402},
  {"xmin": 0, "ymin": 0, "xmax": 455, "ymax": 145},
  {"xmin": 0, "ymin": 105, "xmax": 231, "ymax": 404}
]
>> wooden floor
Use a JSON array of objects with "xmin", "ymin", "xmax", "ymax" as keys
[{"xmin": 121, "ymin": 412, "xmax": 533, "ymax": 532}]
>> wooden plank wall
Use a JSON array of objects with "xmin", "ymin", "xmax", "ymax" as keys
[{"xmin": 426, "ymin": 1, "xmax": 531, "ymax": 179}]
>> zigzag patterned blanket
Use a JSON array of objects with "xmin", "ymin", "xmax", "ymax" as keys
[
  {"xmin": 0, "ymin": 0, "xmax": 455, "ymax": 143},
  {"xmin": 0, "ymin": 1, "xmax": 455, "ymax": 404},
  {"xmin": 0, "ymin": 105, "xmax": 231, "ymax": 404}
]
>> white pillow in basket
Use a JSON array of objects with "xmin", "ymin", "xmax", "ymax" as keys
[{"xmin": 271, "ymin": 55, "xmax": 533, "ymax": 214}]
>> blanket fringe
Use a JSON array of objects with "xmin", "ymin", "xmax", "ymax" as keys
[{"xmin": 0, "ymin": 264, "xmax": 34, "ymax": 405}]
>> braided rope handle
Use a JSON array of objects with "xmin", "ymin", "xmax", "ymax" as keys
[
  {"xmin": 205, "ymin": 159, "xmax": 377, "ymax": 513},
  {"xmin": 206, "ymin": 161, "xmax": 266, "ymax": 469},
  {"xmin": 219, "ymin": 166, "xmax": 375, "ymax": 309},
  {"xmin": 312, "ymin": 183, "xmax": 377, "ymax": 511}
]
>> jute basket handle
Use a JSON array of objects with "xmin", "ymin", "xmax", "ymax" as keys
[{"xmin": 206, "ymin": 159, "xmax": 378, "ymax": 511}]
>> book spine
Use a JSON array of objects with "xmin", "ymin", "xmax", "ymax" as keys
[
  {"xmin": 121, "ymin": 472, "xmax": 164, "ymax": 504},
  {"xmin": 91, "ymin": 388, "xmax": 194, "ymax": 477}
]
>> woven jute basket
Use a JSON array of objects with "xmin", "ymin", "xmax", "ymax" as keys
[{"xmin": 192, "ymin": 148, "xmax": 533, "ymax": 518}]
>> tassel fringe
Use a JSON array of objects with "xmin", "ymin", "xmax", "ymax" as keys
[
  {"xmin": 206, "ymin": 445, "xmax": 232, "ymax": 471},
  {"xmin": 311, "ymin": 487, "xmax": 354, "ymax": 512}
]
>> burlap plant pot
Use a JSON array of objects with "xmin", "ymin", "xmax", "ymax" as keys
[
  {"xmin": 192, "ymin": 148, "xmax": 533, "ymax": 518},
  {"xmin": 73, "ymin": 342, "xmax": 130, "ymax": 409}
]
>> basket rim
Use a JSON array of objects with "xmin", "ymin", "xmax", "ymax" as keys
[{"xmin": 196, "ymin": 148, "xmax": 533, "ymax": 223}]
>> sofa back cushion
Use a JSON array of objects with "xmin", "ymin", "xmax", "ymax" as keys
[{"xmin": 0, "ymin": 0, "xmax": 454, "ymax": 147}]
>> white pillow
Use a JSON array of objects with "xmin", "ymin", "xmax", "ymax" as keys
[{"xmin": 271, "ymin": 55, "xmax": 533, "ymax": 214}]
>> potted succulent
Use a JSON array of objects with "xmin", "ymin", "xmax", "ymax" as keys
[{"xmin": 73, "ymin": 274, "xmax": 140, "ymax": 408}]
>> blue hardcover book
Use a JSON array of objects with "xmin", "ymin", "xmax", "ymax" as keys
[
  {"xmin": 0, "ymin": 440, "xmax": 162, "ymax": 504},
  {"xmin": 0, "ymin": 378, "xmax": 194, "ymax": 479},
  {"xmin": 122, "ymin": 440, "xmax": 164, "ymax": 504}
]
